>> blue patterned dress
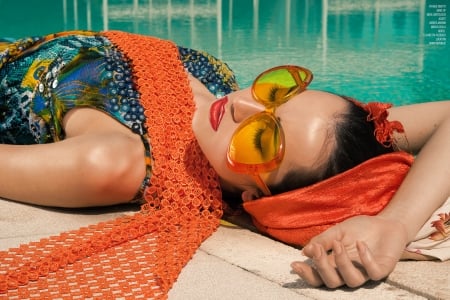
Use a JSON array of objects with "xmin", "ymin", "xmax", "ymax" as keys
[
  {"xmin": 0, "ymin": 31, "xmax": 238, "ymax": 145},
  {"xmin": 0, "ymin": 30, "xmax": 238, "ymax": 200}
]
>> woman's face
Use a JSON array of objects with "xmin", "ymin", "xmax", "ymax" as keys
[{"xmin": 192, "ymin": 80, "xmax": 348, "ymax": 199}]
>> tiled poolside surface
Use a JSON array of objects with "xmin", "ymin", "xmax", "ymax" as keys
[{"xmin": 1, "ymin": 199, "xmax": 448, "ymax": 299}]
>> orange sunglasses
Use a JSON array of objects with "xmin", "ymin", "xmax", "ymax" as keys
[{"xmin": 226, "ymin": 65, "xmax": 313, "ymax": 196}]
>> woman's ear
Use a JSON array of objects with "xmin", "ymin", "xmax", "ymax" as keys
[{"xmin": 241, "ymin": 188, "xmax": 263, "ymax": 202}]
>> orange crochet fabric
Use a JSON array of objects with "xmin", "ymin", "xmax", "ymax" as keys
[{"xmin": 0, "ymin": 31, "xmax": 222, "ymax": 299}]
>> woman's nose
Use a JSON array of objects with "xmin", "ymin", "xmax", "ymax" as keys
[{"xmin": 231, "ymin": 97, "xmax": 265, "ymax": 123}]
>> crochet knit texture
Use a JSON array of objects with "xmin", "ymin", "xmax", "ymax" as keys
[{"xmin": 0, "ymin": 31, "xmax": 223, "ymax": 299}]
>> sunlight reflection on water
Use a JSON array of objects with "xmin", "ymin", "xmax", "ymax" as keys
[{"xmin": 0, "ymin": 0, "xmax": 448, "ymax": 104}]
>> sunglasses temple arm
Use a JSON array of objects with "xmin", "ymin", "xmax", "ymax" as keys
[
  {"xmin": 290, "ymin": 69, "xmax": 309, "ymax": 88},
  {"xmin": 252, "ymin": 174, "xmax": 272, "ymax": 196}
]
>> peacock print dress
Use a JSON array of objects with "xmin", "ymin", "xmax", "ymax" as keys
[{"xmin": 0, "ymin": 31, "xmax": 237, "ymax": 145}]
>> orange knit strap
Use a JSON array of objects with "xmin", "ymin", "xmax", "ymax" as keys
[{"xmin": 0, "ymin": 31, "xmax": 222, "ymax": 298}]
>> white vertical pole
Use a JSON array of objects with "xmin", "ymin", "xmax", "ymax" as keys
[
  {"xmin": 167, "ymin": 0, "xmax": 172, "ymax": 39},
  {"xmin": 102, "ymin": 0, "xmax": 109, "ymax": 31},
  {"xmin": 63, "ymin": 0, "xmax": 68, "ymax": 30},
  {"xmin": 321, "ymin": 0, "xmax": 328, "ymax": 66},
  {"xmin": 86, "ymin": 0, "xmax": 92, "ymax": 30},
  {"xmin": 190, "ymin": 0, "xmax": 195, "ymax": 46},
  {"xmin": 375, "ymin": 0, "xmax": 380, "ymax": 40},
  {"xmin": 228, "ymin": 0, "xmax": 233, "ymax": 32},
  {"xmin": 285, "ymin": 0, "xmax": 291, "ymax": 42},
  {"xmin": 133, "ymin": 0, "xmax": 139, "ymax": 32},
  {"xmin": 73, "ymin": 0, "xmax": 79, "ymax": 28},
  {"xmin": 418, "ymin": 0, "xmax": 425, "ymax": 72},
  {"xmin": 253, "ymin": 0, "xmax": 259, "ymax": 40},
  {"xmin": 217, "ymin": 0, "xmax": 223, "ymax": 58},
  {"xmin": 148, "ymin": 0, "xmax": 153, "ymax": 33}
]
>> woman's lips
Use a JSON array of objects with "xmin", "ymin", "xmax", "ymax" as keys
[{"xmin": 210, "ymin": 96, "xmax": 228, "ymax": 131}]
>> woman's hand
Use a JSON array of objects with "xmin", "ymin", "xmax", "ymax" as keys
[{"xmin": 290, "ymin": 215, "xmax": 409, "ymax": 288}]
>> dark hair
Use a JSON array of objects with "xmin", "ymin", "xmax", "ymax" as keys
[
  {"xmin": 269, "ymin": 95, "xmax": 394, "ymax": 194},
  {"xmin": 321, "ymin": 96, "xmax": 394, "ymax": 177}
]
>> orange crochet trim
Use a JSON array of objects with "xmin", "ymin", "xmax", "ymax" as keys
[{"xmin": 0, "ymin": 31, "xmax": 222, "ymax": 298}]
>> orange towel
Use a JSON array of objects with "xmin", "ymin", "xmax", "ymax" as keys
[{"xmin": 244, "ymin": 151, "xmax": 414, "ymax": 246}]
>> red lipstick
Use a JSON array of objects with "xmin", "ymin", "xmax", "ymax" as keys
[{"xmin": 210, "ymin": 96, "xmax": 228, "ymax": 131}]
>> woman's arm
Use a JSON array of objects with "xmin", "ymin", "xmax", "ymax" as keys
[
  {"xmin": 0, "ymin": 108, "xmax": 146, "ymax": 207},
  {"xmin": 382, "ymin": 100, "xmax": 450, "ymax": 241},
  {"xmin": 291, "ymin": 100, "xmax": 450, "ymax": 288}
]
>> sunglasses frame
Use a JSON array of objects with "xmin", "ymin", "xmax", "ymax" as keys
[{"xmin": 226, "ymin": 65, "xmax": 313, "ymax": 196}]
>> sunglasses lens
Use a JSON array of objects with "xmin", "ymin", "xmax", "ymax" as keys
[
  {"xmin": 226, "ymin": 66, "xmax": 312, "ymax": 188},
  {"xmin": 252, "ymin": 67, "xmax": 311, "ymax": 108},
  {"xmin": 227, "ymin": 112, "xmax": 283, "ymax": 172}
]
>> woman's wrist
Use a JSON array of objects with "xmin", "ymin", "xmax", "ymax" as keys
[{"xmin": 376, "ymin": 210, "xmax": 417, "ymax": 243}]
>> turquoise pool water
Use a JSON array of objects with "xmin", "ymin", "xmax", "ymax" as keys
[{"xmin": 1, "ymin": 0, "xmax": 448, "ymax": 105}]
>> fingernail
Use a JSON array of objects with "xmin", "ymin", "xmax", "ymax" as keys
[
  {"xmin": 301, "ymin": 244, "xmax": 312, "ymax": 256},
  {"xmin": 290, "ymin": 262, "xmax": 303, "ymax": 274}
]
